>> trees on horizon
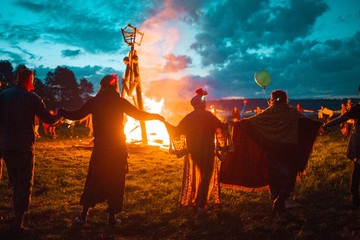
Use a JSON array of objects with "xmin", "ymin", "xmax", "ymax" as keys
[{"xmin": 0, "ymin": 60, "xmax": 94, "ymax": 110}]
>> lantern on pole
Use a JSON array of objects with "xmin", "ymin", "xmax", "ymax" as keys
[{"xmin": 121, "ymin": 24, "xmax": 147, "ymax": 144}]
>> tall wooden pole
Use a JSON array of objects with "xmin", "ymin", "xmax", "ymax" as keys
[
  {"xmin": 131, "ymin": 46, "xmax": 147, "ymax": 144},
  {"xmin": 121, "ymin": 24, "xmax": 147, "ymax": 144}
]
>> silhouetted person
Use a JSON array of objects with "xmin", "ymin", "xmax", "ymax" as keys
[
  {"xmin": 57, "ymin": 74, "xmax": 164, "ymax": 225},
  {"xmin": 220, "ymin": 90, "xmax": 321, "ymax": 214},
  {"xmin": 231, "ymin": 106, "xmax": 240, "ymax": 122},
  {"xmin": 43, "ymin": 110, "xmax": 57, "ymax": 139},
  {"xmin": 244, "ymin": 106, "xmax": 263, "ymax": 115},
  {"xmin": 325, "ymin": 87, "xmax": 360, "ymax": 209},
  {"xmin": 164, "ymin": 88, "xmax": 227, "ymax": 219},
  {"xmin": 296, "ymin": 104, "xmax": 314, "ymax": 114},
  {"xmin": 318, "ymin": 105, "xmax": 333, "ymax": 135},
  {"xmin": 0, "ymin": 69, "xmax": 60, "ymax": 236},
  {"xmin": 335, "ymin": 103, "xmax": 353, "ymax": 141}
]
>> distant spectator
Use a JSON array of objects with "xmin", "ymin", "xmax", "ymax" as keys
[
  {"xmin": 324, "ymin": 87, "xmax": 360, "ymax": 209},
  {"xmin": 34, "ymin": 115, "xmax": 40, "ymax": 139},
  {"xmin": 296, "ymin": 104, "xmax": 314, "ymax": 114},
  {"xmin": 318, "ymin": 105, "xmax": 334, "ymax": 124},
  {"xmin": 244, "ymin": 106, "xmax": 263, "ymax": 115},
  {"xmin": 318, "ymin": 105, "xmax": 333, "ymax": 135},
  {"xmin": 231, "ymin": 107, "xmax": 240, "ymax": 122},
  {"xmin": 335, "ymin": 103, "xmax": 353, "ymax": 141},
  {"xmin": 43, "ymin": 111, "xmax": 57, "ymax": 139},
  {"xmin": 209, "ymin": 105, "xmax": 225, "ymax": 121},
  {"xmin": 80, "ymin": 115, "xmax": 93, "ymax": 137}
]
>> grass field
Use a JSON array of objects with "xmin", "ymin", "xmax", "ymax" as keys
[{"xmin": 1, "ymin": 128, "xmax": 360, "ymax": 239}]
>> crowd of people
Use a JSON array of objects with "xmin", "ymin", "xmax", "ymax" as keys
[
  {"xmin": 0, "ymin": 69, "xmax": 359, "ymax": 237},
  {"xmin": 210, "ymin": 99, "xmax": 355, "ymax": 138}
]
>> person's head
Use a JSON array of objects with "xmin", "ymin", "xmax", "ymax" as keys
[
  {"xmin": 270, "ymin": 90, "xmax": 288, "ymax": 106},
  {"xmin": 99, "ymin": 73, "xmax": 119, "ymax": 92},
  {"xmin": 297, "ymin": 104, "xmax": 300, "ymax": 109},
  {"xmin": 191, "ymin": 88, "xmax": 207, "ymax": 110},
  {"xmin": 234, "ymin": 106, "xmax": 237, "ymax": 111},
  {"xmin": 16, "ymin": 69, "xmax": 34, "ymax": 91},
  {"xmin": 347, "ymin": 99, "xmax": 353, "ymax": 106},
  {"xmin": 341, "ymin": 103, "xmax": 346, "ymax": 109},
  {"xmin": 321, "ymin": 105, "xmax": 325, "ymax": 110}
]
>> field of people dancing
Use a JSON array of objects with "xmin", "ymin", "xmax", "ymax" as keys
[{"xmin": 1, "ymin": 128, "xmax": 360, "ymax": 240}]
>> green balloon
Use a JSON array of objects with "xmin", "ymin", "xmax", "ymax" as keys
[{"xmin": 254, "ymin": 69, "xmax": 271, "ymax": 88}]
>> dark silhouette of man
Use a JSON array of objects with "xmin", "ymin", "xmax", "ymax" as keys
[{"xmin": 0, "ymin": 69, "xmax": 60, "ymax": 236}]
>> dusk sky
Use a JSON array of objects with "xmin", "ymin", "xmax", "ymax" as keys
[{"xmin": 1, "ymin": 0, "xmax": 360, "ymax": 101}]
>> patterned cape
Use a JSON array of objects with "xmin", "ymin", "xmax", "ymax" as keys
[{"xmin": 219, "ymin": 104, "xmax": 321, "ymax": 191}]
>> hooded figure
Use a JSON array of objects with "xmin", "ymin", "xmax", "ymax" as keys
[{"xmin": 164, "ymin": 88, "xmax": 227, "ymax": 218}]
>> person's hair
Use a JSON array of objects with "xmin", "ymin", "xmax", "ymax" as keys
[
  {"xmin": 270, "ymin": 89, "xmax": 288, "ymax": 105},
  {"xmin": 99, "ymin": 73, "xmax": 119, "ymax": 92},
  {"xmin": 16, "ymin": 69, "xmax": 33, "ymax": 86}
]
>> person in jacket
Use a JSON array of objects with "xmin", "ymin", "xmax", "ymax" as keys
[{"xmin": 0, "ymin": 69, "xmax": 60, "ymax": 236}]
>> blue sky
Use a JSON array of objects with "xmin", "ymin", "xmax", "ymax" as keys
[{"xmin": 1, "ymin": 0, "xmax": 360, "ymax": 101}]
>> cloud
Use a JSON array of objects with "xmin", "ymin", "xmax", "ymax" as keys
[
  {"xmin": 1, "ymin": 0, "xmax": 360, "ymax": 100},
  {"xmin": 202, "ymin": 30, "xmax": 360, "ymax": 99},
  {"xmin": 15, "ymin": 1, "xmax": 47, "ymax": 12},
  {"xmin": 61, "ymin": 49, "xmax": 83, "ymax": 58},
  {"xmin": 0, "ymin": 23, "xmax": 41, "ymax": 43},
  {"xmin": 9, "ymin": 0, "xmax": 155, "ymax": 54},
  {"xmin": 163, "ymin": 54, "xmax": 192, "ymax": 72},
  {"xmin": 188, "ymin": 0, "xmax": 329, "ymax": 67},
  {"xmin": 0, "ymin": 50, "xmax": 26, "ymax": 65},
  {"xmin": 0, "ymin": 46, "xmax": 40, "ymax": 66}
]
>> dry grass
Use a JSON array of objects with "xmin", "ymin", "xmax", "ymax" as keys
[{"xmin": 1, "ymin": 128, "xmax": 360, "ymax": 239}]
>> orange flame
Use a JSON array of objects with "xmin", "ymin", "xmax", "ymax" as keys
[{"xmin": 124, "ymin": 96, "xmax": 169, "ymax": 146}]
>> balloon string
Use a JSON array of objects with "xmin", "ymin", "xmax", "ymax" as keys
[
  {"xmin": 263, "ymin": 87, "xmax": 269, "ymax": 106},
  {"xmin": 240, "ymin": 104, "xmax": 246, "ymax": 118}
]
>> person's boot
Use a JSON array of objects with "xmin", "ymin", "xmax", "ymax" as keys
[
  {"xmin": 349, "ymin": 195, "xmax": 360, "ymax": 210},
  {"xmin": 107, "ymin": 213, "xmax": 122, "ymax": 226},
  {"xmin": 272, "ymin": 196, "xmax": 285, "ymax": 215},
  {"xmin": 74, "ymin": 207, "xmax": 88, "ymax": 224}
]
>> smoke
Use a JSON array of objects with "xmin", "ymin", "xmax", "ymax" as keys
[{"xmin": 134, "ymin": 0, "xmax": 205, "ymax": 110}]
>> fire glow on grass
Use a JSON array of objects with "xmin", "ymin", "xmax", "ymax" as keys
[{"xmin": 124, "ymin": 96, "xmax": 170, "ymax": 146}]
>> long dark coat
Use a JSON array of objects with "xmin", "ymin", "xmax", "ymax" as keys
[{"xmin": 60, "ymin": 89, "xmax": 159, "ymax": 213}]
